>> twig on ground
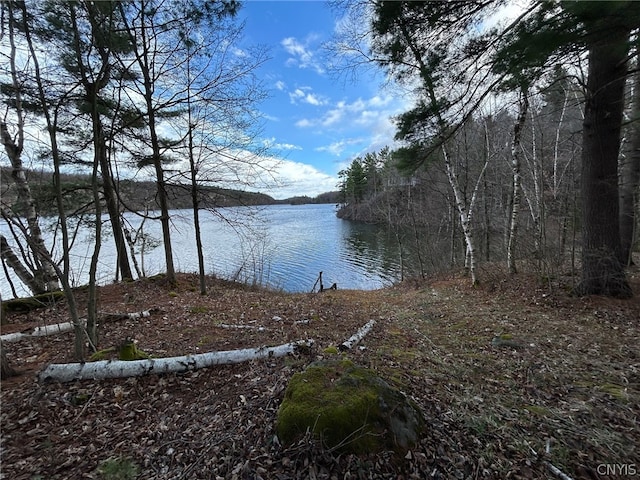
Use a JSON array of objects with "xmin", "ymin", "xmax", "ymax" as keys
[{"xmin": 526, "ymin": 440, "xmax": 575, "ymax": 480}]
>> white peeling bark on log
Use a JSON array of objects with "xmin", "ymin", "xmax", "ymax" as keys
[
  {"xmin": 1, "ymin": 309, "xmax": 157, "ymax": 343},
  {"xmin": 101, "ymin": 309, "xmax": 156, "ymax": 321},
  {"xmin": 1, "ymin": 320, "xmax": 85, "ymax": 343},
  {"xmin": 339, "ymin": 320, "xmax": 376, "ymax": 351},
  {"xmin": 218, "ymin": 324, "xmax": 267, "ymax": 331},
  {"xmin": 38, "ymin": 339, "xmax": 314, "ymax": 383}
]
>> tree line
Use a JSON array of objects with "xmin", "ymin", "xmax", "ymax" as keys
[
  {"xmin": 334, "ymin": 0, "xmax": 639, "ymax": 296},
  {"xmin": 1, "ymin": 167, "xmax": 339, "ymax": 216}
]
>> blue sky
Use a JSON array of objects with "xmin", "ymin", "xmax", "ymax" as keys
[{"xmin": 237, "ymin": 1, "xmax": 409, "ymax": 198}]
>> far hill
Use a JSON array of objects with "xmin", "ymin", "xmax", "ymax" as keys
[{"xmin": 0, "ymin": 167, "xmax": 340, "ymax": 216}]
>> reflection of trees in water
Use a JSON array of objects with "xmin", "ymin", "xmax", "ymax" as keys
[
  {"xmin": 342, "ymin": 221, "xmax": 452, "ymax": 282},
  {"xmin": 2, "ymin": 205, "xmax": 451, "ymax": 297}
]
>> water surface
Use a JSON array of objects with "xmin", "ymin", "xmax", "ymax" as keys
[{"xmin": 1, "ymin": 204, "xmax": 408, "ymax": 297}]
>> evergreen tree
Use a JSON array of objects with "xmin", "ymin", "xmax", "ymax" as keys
[
  {"xmin": 363, "ymin": 0, "xmax": 639, "ymax": 295},
  {"xmin": 494, "ymin": 1, "xmax": 640, "ymax": 296}
]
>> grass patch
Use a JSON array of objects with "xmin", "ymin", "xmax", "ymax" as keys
[{"xmin": 97, "ymin": 456, "xmax": 139, "ymax": 480}]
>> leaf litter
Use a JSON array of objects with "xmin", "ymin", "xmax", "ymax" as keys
[{"xmin": 1, "ymin": 267, "xmax": 639, "ymax": 479}]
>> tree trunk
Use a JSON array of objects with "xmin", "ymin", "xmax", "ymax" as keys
[
  {"xmin": 0, "ymin": 234, "xmax": 39, "ymax": 294},
  {"xmin": 186, "ymin": 52, "xmax": 207, "ymax": 295},
  {"xmin": 619, "ymin": 34, "xmax": 640, "ymax": 266},
  {"xmin": 39, "ymin": 340, "xmax": 314, "ymax": 383},
  {"xmin": 443, "ymin": 146, "xmax": 488, "ymax": 286},
  {"xmin": 100, "ymin": 159, "xmax": 133, "ymax": 282},
  {"xmin": 507, "ymin": 88, "xmax": 529, "ymax": 274},
  {"xmin": 1, "ymin": 120, "xmax": 58, "ymax": 293},
  {"xmin": 339, "ymin": 320, "xmax": 376, "ymax": 351},
  {"xmin": 86, "ymin": 114, "xmax": 105, "ymax": 352},
  {"xmin": 1, "ymin": 4, "xmax": 59, "ymax": 294},
  {"xmin": 577, "ymin": 27, "xmax": 632, "ymax": 297},
  {"xmin": 135, "ymin": 4, "xmax": 177, "ymax": 286},
  {"xmin": 1, "ymin": 340, "xmax": 16, "ymax": 380},
  {"xmin": 18, "ymin": 0, "xmax": 85, "ymax": 361}
]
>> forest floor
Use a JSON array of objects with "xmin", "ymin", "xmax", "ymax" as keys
[{"xmin": 1, "ymin": 263, "xmax": 639, "ymax": 480}]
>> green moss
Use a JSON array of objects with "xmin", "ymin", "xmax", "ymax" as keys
[
  {"xmin": 277, "ymin": 359, "xmax": 422, "ymax": 454},
  {"xmin": 118, "ymin": 340, "xmax": 150, "ymax": 360},
  {"xmin": 2, "ymin": 291, "xmax": 65, "ymax": 314},
  {"xmin": 90, "ymin": 347, "xmax": 116, "ymax": 361},
  {"xmin": 71, "ymin": 393, "xmax": 91, "ymax": 406},
  {"xmin": 574, "ymin": 381, "xmax": 629, "ymax": 401},
  {"xmin": 189, "ymin": 306, "xmax": 209, "ymax": 314},
  {"xmin": 168, "ymin": 291, "xmax": 178, "ymax": 298},
  {"xmin": 322, "ymin": 346, "xmax": 339, "ymax": 355},
  {"xmin": 97, "ymin": 456, "xmax": 139, "ymax": 480},
  {"xmin": 599, "ymin": 383, "xmax": 628, "ymax": 401},
  {"xmin": 524, "ymin": 404, "xmax": 550, "ymax": 416}
]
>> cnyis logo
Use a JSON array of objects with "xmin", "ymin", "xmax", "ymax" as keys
[{"xmin": 597, "ymin": 464, "xmax": 638, "ymax": 476}]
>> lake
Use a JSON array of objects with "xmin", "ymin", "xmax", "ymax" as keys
[{"xmin": 1, "ymin": 204, "xmax": 413, "ymax": 298}]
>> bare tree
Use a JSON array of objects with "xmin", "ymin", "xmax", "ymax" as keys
[
  {"xmin": 506, "ymin": 86, "xmax": 529, "ymax": 274},
  {"xmin": 0, "ymin": 2, "xmax": 59, "ymax": 295}
]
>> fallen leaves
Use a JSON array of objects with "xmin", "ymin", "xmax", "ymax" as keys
[{"xmin": 1, "ymin": 271, "xmax": 639, "ymax": 478}]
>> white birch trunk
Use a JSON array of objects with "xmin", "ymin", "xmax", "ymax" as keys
[
  {"xmin": 1, "ymin": 320, "xmax": 84, "ymax": 343},
  {"xmin": 101, "ymin": 309, "xmax": 156, "ymax": 322},
  {"xmin": 443, "ymin": 146, "xmax": 488, "ymax": 286},
  {"xmin": 339, "ymin": 320, "xmax": 376, "ymax": 351},
  {"xmin": 0, "ymin": 310, "xmax": 156, "ymax": 343},
  {"xmin": 0, "ymin": 233, "xmax": 38, "ymax": 293},
  {"xmin": 507, "ymin": 89, "xmax": 529, "ymax": 274},
  {"xmin": 0, "ymin": 17, "xmax": 59, "ymax": 293},
  {"xmin": 219, "ymin": 324, "xmax": 268, "ymax": 331},
  {"xmin": 39, "ymin": 339, "xmax": 314, "ymax": 383}
]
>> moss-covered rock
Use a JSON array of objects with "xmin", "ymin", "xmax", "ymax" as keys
[{"xmin": 277, "ymin": 359, "xmax": 423, "ymax": 454}]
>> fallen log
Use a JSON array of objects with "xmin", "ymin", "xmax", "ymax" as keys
[
  {"xmin": 1, "ymin": 320, "xmax": 82, "ymax": 343},
  {"xmin": 339, "ymin": 319, "xmax": 376, "ymax": 351},
  {"xmin": 218, "ymin": 323, "xmax": 267, "ymax": 331},
  {"xmin": 1, "ymin": 291, "xmax": 65, "ymax": 313},
  {"xmin": 0, "ymin": 309, "xmax": 158, "ymax": 343},
  {"xmin": 39, "ymin": 339, "xmax": 314, "ymax": 383},
  {"xmin": 100, "ymin": 309, "xmax": 159, "ymax": 322}
]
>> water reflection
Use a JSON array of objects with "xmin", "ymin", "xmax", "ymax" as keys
[{"xmin": 1, "ymin": 204, "xmax": 425, "ymax": 298}]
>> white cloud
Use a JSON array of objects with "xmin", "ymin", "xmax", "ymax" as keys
[
  {"xmin": 232, "ymin": 46, "xmax": 248, "ymax": 57},
  {"xmin": 297, "ymin": 94, "xmax": 401, "ymax": 130},
  {"xmin": 316, "ymin": 138, "xmax": 363, "ymax": 157},
  {"xmin": 294, "ymin": 118, "xmax": 313, "ymax": 128},
  {"xmin": 262, "ymin": 137, "xmax": 303, "ymax": 151},
  {"xmin": 275, "ymin": 80, "xmax": 286, "ymax": 91},
  {"xmin": 266, "ymin": 159, "xmax": 338, "ymax": 198},
  {"xmin": 288, "ymin": 86, "xmax": 327, "ymax": 106},
  {"xmin": 281, "ymin": 36, "xmax": 325, "ymax": 74}
]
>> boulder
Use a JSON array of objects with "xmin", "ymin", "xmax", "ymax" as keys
[{"xmin": 277, "ymin": 359, "xmax": 423, "ymax": 454}]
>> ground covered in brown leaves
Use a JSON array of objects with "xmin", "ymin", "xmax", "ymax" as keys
[{"xmin": 1, "ymin": 266, "xmax": 639, "ymax": 479}]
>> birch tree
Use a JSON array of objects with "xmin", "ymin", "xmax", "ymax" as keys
[
  {"xmin": 506, "ymin": 86, "xmax": 529, "ymax": 274},
  {"xmin": 0, "ymin": 2, "xmax": 59, "ymax": 295},
  {"xmin": 366, "ymin": 1, "xmax": 502, "ymax": 285}
]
